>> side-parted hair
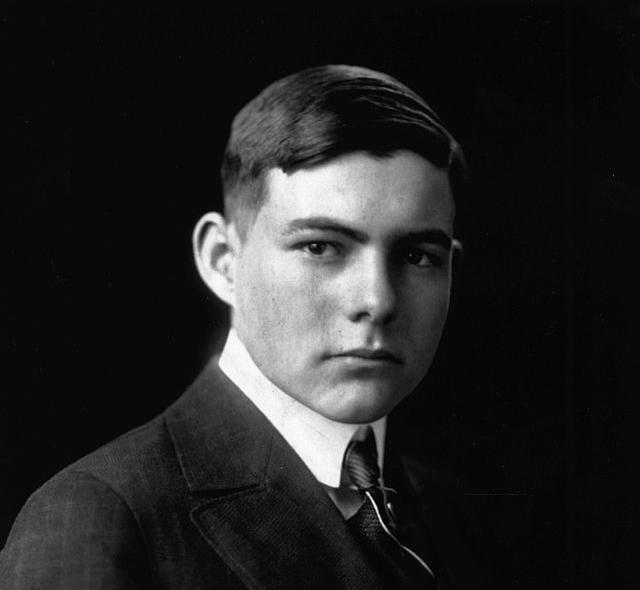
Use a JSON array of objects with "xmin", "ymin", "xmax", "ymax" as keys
[{"xmin": 221, "ymin": 64, "xmax": 466, "ymax": 236}]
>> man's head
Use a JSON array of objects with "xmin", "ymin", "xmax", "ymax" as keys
[
  {"xmin": 194, "ymin": 64, "xmax": 465, "ymax": 423},
  {"xmin": 220, "ymin": 64, "xmax": 465, "ymax": 238}
]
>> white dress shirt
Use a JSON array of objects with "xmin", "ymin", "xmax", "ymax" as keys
[{"xmin": 218, "ymin": 329, "xmax": 386, "ymax": 518}]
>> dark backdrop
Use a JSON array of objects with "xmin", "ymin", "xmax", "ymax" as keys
[{"xmin": 2, "ymin": 1, "xmax": 636, "ymax": 588}]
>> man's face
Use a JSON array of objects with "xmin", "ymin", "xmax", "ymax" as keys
[{"xmin": 231, "ymin": 150, "xmax": 455, "ymax": 423}]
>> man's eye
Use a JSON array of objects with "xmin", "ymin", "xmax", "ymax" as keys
[
  {"xmin": 404, "ymin": 248, "xmax": 441, "ymax": 268},
  {"xmin": 304, "ymin": 242, "xmax": 336, "ymax": 257}
]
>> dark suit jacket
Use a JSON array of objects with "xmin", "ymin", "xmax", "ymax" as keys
[{"xmin": 1, "ymin": 359, "xmax": 489, "ymax": 589}]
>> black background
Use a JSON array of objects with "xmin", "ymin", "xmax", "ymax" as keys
[{"xmin": 2, "ymin": 1, "xmax": 637, "ymax": 588}]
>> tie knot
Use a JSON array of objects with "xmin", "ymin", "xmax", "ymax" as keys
[{"xmin": 344, "ymin": 426, "xmax": 380, "ymax": 490}]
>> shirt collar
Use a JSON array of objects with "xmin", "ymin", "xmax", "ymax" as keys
[{"xmin": 218, "ymin": 329, "xmax": 386, "ymax": 488}]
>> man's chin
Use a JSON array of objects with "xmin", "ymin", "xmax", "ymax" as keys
[{"xmin": 312, "ymin": 389, "xmax": 404, "ymax": 424}]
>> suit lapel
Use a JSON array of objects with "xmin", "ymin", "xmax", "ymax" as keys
[{"xmin": 165, "ymin": 359, "xmax": 385, "ymax": 590}]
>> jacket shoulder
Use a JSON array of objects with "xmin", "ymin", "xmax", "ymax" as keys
[
  {"xmin": 0, "ymin": 469, "xmax": 152, "ymax": 588},
  {"xmin": 71, "ymin": 413, "xmax": 180, "ymax": 495}
]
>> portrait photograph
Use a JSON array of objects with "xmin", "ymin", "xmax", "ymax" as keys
[{"xmin": 1, "ymin": 1, "xmax": 635, "ymax": 588}]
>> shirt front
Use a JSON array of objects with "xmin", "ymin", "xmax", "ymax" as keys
[{"xmin": 218, "ymin": 329, "xmax": 386, "ymax": 518}]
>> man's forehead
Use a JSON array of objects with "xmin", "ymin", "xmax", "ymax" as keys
[
  {"xmin": 256, "ymin": 151, "xmax": 454, "ymax": 230},
  {"xmin": 265, "ymin": 149, "xmax": 445, "ymax": 186}
]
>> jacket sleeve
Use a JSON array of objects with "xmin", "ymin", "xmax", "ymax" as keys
[{"xmin": 0, "ymin": 470, "xmax": 151, "ymax": 589}]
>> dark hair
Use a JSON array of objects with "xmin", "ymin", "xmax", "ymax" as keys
[{"xmin": 221, "ymin": 64, "xmax": 465, "ymax": 235}]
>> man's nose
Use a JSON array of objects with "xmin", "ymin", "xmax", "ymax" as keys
[{"xmin": 347, "ymin": 253, "xmax": 397, "ymax": 325}]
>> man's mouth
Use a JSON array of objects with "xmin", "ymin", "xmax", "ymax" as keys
[{"xmin": 333, "ymin": 348, "xmax": 402, "ymax": 364}]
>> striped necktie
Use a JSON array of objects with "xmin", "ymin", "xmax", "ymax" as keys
[{"xmin": 344, "ymin": 426, "xmax": 437, "ymax": 589}]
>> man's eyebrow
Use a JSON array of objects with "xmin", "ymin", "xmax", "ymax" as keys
[
  {"xmin": 282, "ymin": 217, "xmax": 368, "ymax": 243},
  {"xmin": 282, "ymin": 216, "xmax": 453, "ymax": 250},
  {"xmin": 404, "ymin": 229, "xmax": 453, "ymax": 250}
]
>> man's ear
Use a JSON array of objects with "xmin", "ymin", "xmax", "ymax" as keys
[
  {"xmin": 451, "ymin": 238, "xmax": 463, "ymax": 289},
  {"xmin": 193, "ymin": 212, "xmax": 239, "ymax": 307},
  {"xmin": 452, "ymin": 238, "xmax": 463, "ymax": 266}
]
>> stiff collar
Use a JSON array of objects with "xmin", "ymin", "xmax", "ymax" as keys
[{"xmin": 218, "ymin": 329, "xmax": 386, "ymax": 488}]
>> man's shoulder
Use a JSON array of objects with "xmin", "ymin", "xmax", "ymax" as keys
[
  {"xmin": 16, "ymin": 405, "xmax": 182, "ymax": 529},
  {"xmin": 1, "ymin": 397, "xmax": 192, "ymax": 588},
  {"xmin": 397, "ymin": 450, "xmax": 478, "ymax": 523},
  {"xmin": 0, "ymin": 364, "xmax": 248, "ymax": 587},
  {"xmin": 69, "ymin": 411, "xmax": 178, "ymax": 496},
  {"xmin": 399, "ymin": 453, "xmax": 464, "ymax": 498},
  {"xmin": 13, "ymin": 358, "xmax": 246, "ymax": 520}
]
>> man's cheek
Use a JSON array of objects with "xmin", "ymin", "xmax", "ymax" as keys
[{"xmin": 257, "ymin": 279, "xmax": 303, "ymax": 328}]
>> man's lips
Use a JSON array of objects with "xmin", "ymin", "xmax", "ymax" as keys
[{"xmin": 331, "ymin": 348, "xmax": 402, "ymax": 364}]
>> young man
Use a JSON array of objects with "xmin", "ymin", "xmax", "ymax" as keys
[{"xmin": 1, "ymin": 65, "xmax": 488, "ymax": 589}]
